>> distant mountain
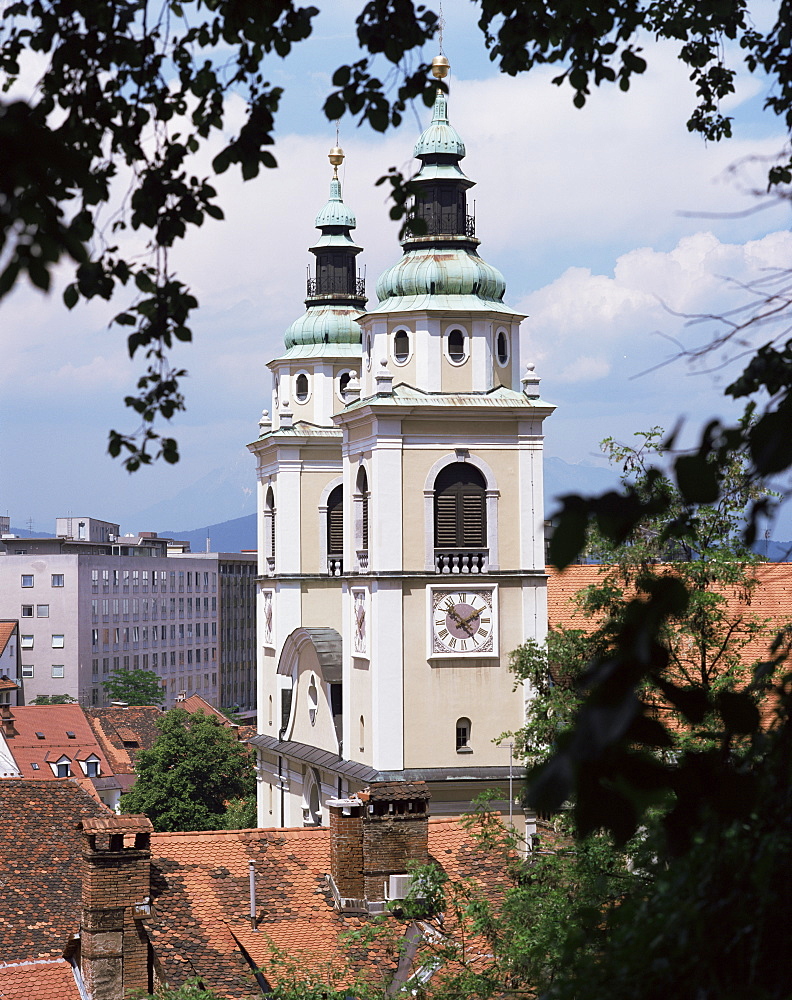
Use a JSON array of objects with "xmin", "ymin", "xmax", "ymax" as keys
[{"xmin": 159, "ymin": 513, "xmax": 257, "ymax": 553}]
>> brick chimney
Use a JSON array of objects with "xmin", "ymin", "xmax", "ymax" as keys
[
  {"xmin": 328, "ymin": 781, "xmax": 430, "ymax": 910},
  {"xmin": 78, "ymin": 815, "xmax": 154, "ymax": 1000},
  {"xmin": 0, "ymin": 703, "xmax": 17, "ymax": 738}
]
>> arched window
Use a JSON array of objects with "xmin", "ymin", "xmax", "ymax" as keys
[
  {"xmin": 434, "ymin": 463, "xmax": 486, "ymax": 548},
  {"xmin": 307, "ymin": 675, "xmax": 318, "ymax": 727},
  {"xmin": 356, "ymin": 466, "xmax": 369, "ymax": 560},
  {"xmin": 496, "ymin": 330, "xmax": 509, "ymax": 366},
  {"xmin": 359, "ymin": 715, "xmax": 365, "ymax": 752},
  {"xmin": 392, "ymin": 329, "xmax": 410, "ymax": 364},
  {"xmin": 456, "ymin": 717, "xmax": 472, "ymax": 752},
  {"xmin": 447, "ymin": 328, "xmax": 466, "ymax": 363},
  {"xmin": 338, "ymin": 371, "xmax": 352, "ymax": 398},
  {"xmin": 265, "ymin": 486, "xmax": 276, "ymax": 573},
  {"xmin": 327, "ymin": 484, "xmax": 343, "ymax": 575},
  {"xmin": 295, "ymin": 372, "xmax": 309, "ymax": 402}
]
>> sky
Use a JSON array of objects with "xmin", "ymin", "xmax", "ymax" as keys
[{"xmin": 2, "ymin": 0, "xmax": 791, "ymax": 537}]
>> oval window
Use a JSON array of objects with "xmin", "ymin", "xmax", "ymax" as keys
[
  {"xmin": 496, "ymin": 330, "xmax": 509, "ymax": 366},
  {"xmin": 365, "ymin": 334, "xmax": 372, "ymax": 371},
  {"xmin": 393, "ymin": 329, "xmax": 410, "ymax": 364},
  {"xmin": 448, "ymin": 329, "xmax": 466, "ymax": 363},
  {"xmin": 295, "ymin": 373, "xmax": 309, "ymax": 402}
]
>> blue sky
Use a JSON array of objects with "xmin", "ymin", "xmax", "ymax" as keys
[{"xmin": 2, "ymin": 0, "xmax": 791, "ymax": 536}]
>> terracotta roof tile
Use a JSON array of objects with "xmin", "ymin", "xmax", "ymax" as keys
[
  {"xmin": 4, "ymin": 705, "xmax": 114, "ymax": 782},
  {"xmin": 0, "ymin": 621, "xmax": 17, "ymax": 657},
  {"xmin": 0, "ymin": 959, "xmax": 81, "ymax": 1000},
  {"xmin": 0, "ymin": 780, "xmax": 110, "ymax": 962},
  {"xmin": 548, "ymin": 562, "xmax": 792, "ymax": 724},
  {"xmin": 148, "ymin": 817, "xmax": 505, "ymax": 998},
  {"xmin": 84, "ymin": 706, "xmax": 162, "ymax": 775}
]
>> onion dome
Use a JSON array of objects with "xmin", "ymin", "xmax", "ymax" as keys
[
  {"xmin": 375, "ymin": 247, "xmax": 505, "ymax": 304},
  {"xmin": 413, "ymin": 90, "xmax": 466, "ymax": 160},
  {"xmin": 284, "ymin": 306, "xmax": 363, "ymax": 349}
]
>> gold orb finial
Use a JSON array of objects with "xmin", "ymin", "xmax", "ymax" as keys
[
  {"xmin": 329, "ymin": 146, "xmax": 345, "ymax": 167},
  {"xmin": 431, "ymin": 54, "xmax": 450, "ymax": 79}
]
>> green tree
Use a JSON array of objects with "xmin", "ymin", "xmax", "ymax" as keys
[
  {"xmin": 120, "ymin": 707, "xmax": 255, "ymax": 831},
  {"xmin": 29, "ymin": 693, "xmax": 77, "ymax": 704},
  {"xmin": 104, "ymin": 667, "xmax": 165, "ymax": 706}
]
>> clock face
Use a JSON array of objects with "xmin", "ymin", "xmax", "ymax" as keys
[{"xmin": 430, "ymin": 588, "xmax": 496, "ymax": 656}]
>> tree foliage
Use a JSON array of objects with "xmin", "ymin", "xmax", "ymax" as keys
[
  {"xmin": 120, "ymin": 707, "xmax": 255, "ymax": 831},
  {"xmin": 29, "ymin": 693, "xmax": 76, "ymax": 704},
  {"xmin": 104, "ymin": 666, "xmax": 165, "ymax": 706}
]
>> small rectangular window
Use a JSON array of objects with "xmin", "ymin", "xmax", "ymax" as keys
[
  {"xmin": 21, "ymin": 635, "xmax": 33, "ymax": 649},
  {"xmin": 56, "ymin": 761, "xmax": 70, "ymax": 777},
  {"xmin": 51, "ymin": 574, "xmax": 64, "ymax": 588},
  {"xmin": 86, "ymin": 760, "xmax": 99, "ymax": 777},
  {"xmin": 21, "ymin": 605, "xmax": 33, "ymax": 618},
  {"xmin": 52, "ymin": 634, "xmax": 65, "ymax": 648},
  {"xmin": 21, "ymin": 575, "xmax": 34, "ymax": 588},
  {"xmin": 51, "ymin": 664, "xmax": 65, "ymax": 678},
  {"xmin": 22, "ymin": 665, "xmax": 34, "ymax": 678},
  {"xmin": 31, "ymin": 762, "xmax": 39, "ymax": 770},
  {"xmin": 37, "ymin": 605, "xmax": 49, "ymax": 618}
]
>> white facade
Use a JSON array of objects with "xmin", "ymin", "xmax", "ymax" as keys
[{"xmin": 249, "ymin": 78, "xmax": 554, "ymax": 829}]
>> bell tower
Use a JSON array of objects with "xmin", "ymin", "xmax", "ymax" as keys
[{"xmin": 250, "ymin": 60, "xmax": 554, "ymax": 829}]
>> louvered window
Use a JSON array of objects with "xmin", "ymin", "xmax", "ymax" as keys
[
  {"xmin": 357, "ymin": 466, "xmax": 369, "ymax": 551},
  {"xmin": 327, "ymin": 485, "xmax": 344, "ymax": 555},
  {"xmin": 434, "ymin": 464, "xmax": 486, "ymax": 547}
]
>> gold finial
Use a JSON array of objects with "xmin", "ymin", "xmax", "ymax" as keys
[
  {"xmin": 431, "ymin": 54, "xmax": 450, "ymax": 80},
  {"xmin": 329, "ymin": 121, "xmax": 344, "ymax": 178},
  {"xmin": 328, "ymin": 145, "xmax": 344, "ymax": 178}
]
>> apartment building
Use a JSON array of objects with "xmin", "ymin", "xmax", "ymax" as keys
[{"xmin": 0, "ymin": 517, "xmax": 255, "ymax": 709}]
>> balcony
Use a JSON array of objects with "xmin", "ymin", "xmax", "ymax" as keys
[
  {"xmin": 434, "ymin": 549, "xmax": 489, "ymax": 575},
  {"xmin": 327, "ymin": 555, "xmax": 343, "ymax": 577}
]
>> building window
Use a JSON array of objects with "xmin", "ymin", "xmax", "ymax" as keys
[
  {"xmin": 21, "ymin": 575, "xmax": 33, "ymax": 588},
  {"xmin": 456, "ymin": 717, "xmax": 472, "ymax": 752},
  {"xmin": 21, "ymin": 635, "xmax": 33, "ymax": 649},
  {"xmin": 37, "ymin": 604, "xmax": 49, "ymax": 617},
  {"xmin": 265, "ymin": 486, "xmax": 276, "ymax": 572},
  {"xmin": 326, "ymin": 484, "xmax": 343, "ymax": 569},
  {"xmin": 51, "ymin": 574, "xmax": 64, "ymax": 587},
  {"xmin": 21, "ymin": 605, "xmax": 33, "ymax": 618},
  {"xmin": 52, "ymin": 634, "xmax": 65, "ymax": 648},
  {"xmin": 307, "ymin": 676, "xmax": 318, "ymax": 726},
  {"xmin": 55, "ymin": 757, "xmax": 71, "ymax": 778},
  {"xmin": 496, "ymin": 329, "xmax": 510, "ymax": 366},
  {"xmin": 337, "ymin": 369, "xmax": 353, "ymax": 401},
  {"xmin": 392, "ymin": 328, "xmax": 410, "ymax": 365},
  {"xmin": 51, "ymin": 664, "xmax": 65, "ymax": 678},
  {"xmin": 22, "ymin": 665, "xmax": 34, "ymax": 678},
  {"xmin": 294, "ymin": 372, "xmax": 310, "ymax": 402},
  {"xmin": 355, "ymin": 466, "xmax": 369, "ymax": 558},
  {"xmin": 434, "ymin": 463, "xmax": 487, "ymax": 548},
  {"xmin": 84, "ymin": 757, "xmax": 100, "ymax": 777},
  {"xmin": 359, "ymin": 715, "xmax": 365, "ymax": 753},
  {"xmin": 446, "ymin": 328, "xmax": 468, "ymax": 364}
]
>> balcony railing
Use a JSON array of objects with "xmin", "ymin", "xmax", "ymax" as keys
[
  {"xmin": 306, "ymin": 275, "xmax": 366, "ymax": 297},
  {"xmin": 434, "ymin": 549, "xmax": 489, "ymax": 574},
  {"xmin": 327, "ymin": 555, "xmax": 344, "ymax": 577}
]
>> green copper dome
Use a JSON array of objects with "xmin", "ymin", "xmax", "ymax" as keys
[
  {"xmin": 284, "ymin": 305, "xmax": 363, "ymax": 349},
  {"xmin": 315, "ymin": 177, "xmax": 357, "ymax": 229},
  {"xmin": 413, "ymin": 91, "xmax": 466, "ymax": 159},
  {"xmin": 374, "ymin": 247, "xmax": 506, "ymax": 306}
]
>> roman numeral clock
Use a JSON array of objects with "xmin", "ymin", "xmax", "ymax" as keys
[{"xmin": 428, "ymin": 586, "xmax": 498, "ymax": 658}]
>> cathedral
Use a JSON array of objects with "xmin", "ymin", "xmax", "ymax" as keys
[{"xmin": 248, "ymin": 57, "xmax": 554, "ymax": 830}]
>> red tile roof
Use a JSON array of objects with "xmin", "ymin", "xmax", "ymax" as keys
[
  {"xmin": 548, "ymin": 562, "xmax": 792, "ymax": 723},
  {"xmin": 4, "ymin": 704, "xmax": 113, "ymax": 781},
  {"xmin": 148, "ymin": 817, "xmax": 506, "ymax": 998},
  {"xmin": 0, "ymin": 620, "xmax": 17, "ymax": 657},
  {"xmin": 0, "ymin": 779, "xmax": 110, "ymax": 961},
  {"xmin": 0, "ymin": 959, "xmax": 81, "ymax": 1000},
  {"xmin": 84, "ymin": 705, "xmax": 162, "ymax": 775},
  {"xmin": 180, "ymin": 694, "xmax": 237, "ymax": 727}
]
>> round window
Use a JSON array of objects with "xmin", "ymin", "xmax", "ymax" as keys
[
  {"xmin": 295, "ymin": 373, "xmax": 309, "ymax": 402},
  {"xmin": 496, "ymin": 330, "xmax": 509, "ymax": 366},
  {"xmin": 393, "ymin": 329, "xmax": 410, "ymax": 364},
  {"xmin": 448, "ymin": 329, "xmax": 466, "ymax": 363}
]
